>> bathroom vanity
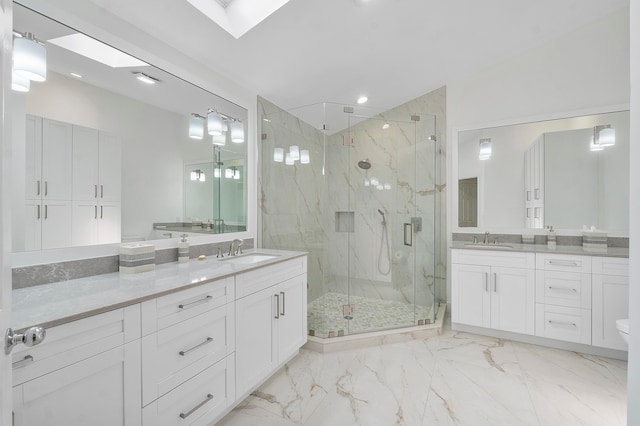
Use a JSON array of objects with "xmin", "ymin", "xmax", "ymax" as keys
[
  {"xmin": 451, "ymin": 244, "xmax": 629, "ymax": 358},
  {"xmin": 11, "ymin": 250, "xmax": 307, "ymax": 425}
]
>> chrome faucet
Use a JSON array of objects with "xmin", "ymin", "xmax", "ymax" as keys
[
  {"xmin": 229, "ymin": 238, "xmax": 244, "ymax": 256},
  {"xmin": 483, "ymin": 232, "xmax": 490, "ymax": 244}
]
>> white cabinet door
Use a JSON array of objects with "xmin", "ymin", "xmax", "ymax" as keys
[
  {"xmin": 72, "ymin": 125, "xmax": 100, "ymax": 201},
  {"xmin": 592, "ymin": 274, "xmax": 629, "ymax": 351},
  {"xmin": 276, "ymin": 274, "xmax": 307, "ymax": 362},
  {"xmin": 41, "ymin": 200, "xmax": 72, "ymax": 250},
  {"xmin": 99, "ymin": 132, "xmax": 122, "ymax": 203},
  {"xmin": 452, "ymin": 263, "xmax": 491, "ymax": 328},
  {"xmin": 490, "ymin": 267, "xmax": 535, "ymax": 335},
  {"xmin": 72, "ymin": 201, "xmax": 99, "ymax": 246},
  {"xmin": 24, "ymin": 115, "xmax": 42, "ymax": 200},
  {"xmin": 235, "ymin": 287, "xmax": 277, "ymax": 397},
  {"xmin": 13, "ymin": 342, "xmax": 141, "ymax": 426},
  {"xmin": 41, "ymin": 118, "xmax": 72, "ymax": 201},
  {"xmin": 99, "ymin": 202, "xmax": 121, "ymax": 244},
  {"xmin": 21, "ymin": 200, "xmax": 41, "ymax": 251}
]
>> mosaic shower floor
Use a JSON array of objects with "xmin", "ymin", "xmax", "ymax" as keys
[{"xmin": 307, "ymin": 292, "xmax": 434, "ymax": 338}]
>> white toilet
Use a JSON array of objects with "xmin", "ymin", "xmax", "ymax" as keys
[{"xmin": 616, "ymin": 319, "xmax": 629, "ymax": 344}]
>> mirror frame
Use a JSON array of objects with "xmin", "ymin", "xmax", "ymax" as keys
[
  {"xmin": 450, "ymin": 103, "xmax": 630, "ymax": 238},
  {"xmin": 11, "ymin": 0, "xmax": 257, "ymax": 268}
]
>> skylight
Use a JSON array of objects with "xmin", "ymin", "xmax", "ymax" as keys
[
  {"xmin": 47, "ymin": 33, "xmax": 149, "ymax": 68},
  {"xmin": 186, "ymin": 0, "xmax": 291, "ymax": 39}
]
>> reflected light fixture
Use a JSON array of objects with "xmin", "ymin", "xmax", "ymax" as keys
[
  {"xmin": 190, "ymin": 169, "xmax": 206, "ymax": 182},
  {"xmin": 589, "ymin": 135, "xmax": 604, "ymax": 152},
  {"xmin": 214, "ymin": 167, "xmax": 221, "ymax": 178},
  {"xmin": 479, "ymin": 138, "xmax": 492, "ymax": 160},
  {"xmin": 300, "ymin": 150, "xmax": 310, "ymax": 164},
  {"xmin": 230, "ymin": 120, "xmax": 245, "ymax": 143},
  {"xmin": 273, "ymin": 148, "xmax": 284, "ymax": 162},
  {"xmin": 233, "ymin": 169, "xmax": 241, "ymax": 180},
  {"xmin": 212, "ymin": 133, "xmax": 226, "ymax": 146},
  {"xmin": 13, "ymin": 32, "xmax": 47, "ymax": 82},
  {"xmin": 357, "ymin": 96, "xmax": 368, "ymax": 104},
  {"xmin": 225, "ymin": 168, "xmax": 234, "ymax": 179},
  {"xmin": 289, "ymin": 145, "xmax": 300, "ymax": 161},
  {"xmin": 285, "ymin": 153, "xmax": 294, "ymax": 166},
  {"xmin": 133, "ymin": 72, "xmax": 159, "ymax": 84},
  {"xmin": 12, "ymin": 72, "xmax": 30, "ymax": 92},
  {"xmin": 382, "ymin": 123, "xmax": 390, "ymax": 130},
  {"xmin": 208, "ymin": 110, "xmax": 223, "ymax": 136},
  {"xmin": 189, "ymin": 113, "xmax": 205, "ymax": 139},
  {"xmin": 595, "ymin": 125, "xmax": 615, "ymax": 147}
]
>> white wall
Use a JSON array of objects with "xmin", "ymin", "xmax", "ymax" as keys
[
  {"xmin": 447, "ymin": 8, "xmax": 630, "ymax": 304},
  {"xmin": 627, "ymin": 0, "xmax": 639, "ymax": 423}
]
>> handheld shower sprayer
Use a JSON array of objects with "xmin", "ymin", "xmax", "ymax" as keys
[{"xmin": 377, "ymin": 209, "xmax": 386, "ymax": 225}]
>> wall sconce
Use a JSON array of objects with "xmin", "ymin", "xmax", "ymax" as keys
[
  {"xmin": 594, "ymin": 125, "xmax": 615, "ymax": 147},
  {"xmin": 190, "ymin": 169, "xmax": 206, "ymax": 182},
  {"xmin": 12, "ymin": 72, "xmax": 30, "ymax": 92},
  {"xmin": 212, "ymin": 133, "xmax": 226, "ymax": 146},
  {"xmin": 479, "ymin": 138, "xmax": 492, "ymax": 160},
  {"xmin": 230, "ymin": 120, "xmax": 245, "ymax": 143},
  {"xmin": 189, "ymin": 114, "xmax": 205, "ymax": 139},
  {"xmin": 13, "ymin": 31, "xmax": 47, "ymax": 82},
  {"xmin": 208, "ymin": 110, "xmax": 223, "ymax": 136},
  {"xmin": 589, "ymin": 135, "xmax": 605, "ymax": 152}
]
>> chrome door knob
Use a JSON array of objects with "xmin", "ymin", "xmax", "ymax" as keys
[{"xmin": 5, "ymin": 326, "xmax": 46, "ymax": 354}]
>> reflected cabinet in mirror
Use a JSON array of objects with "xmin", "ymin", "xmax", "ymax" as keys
[
  {"xmin": 457, "ymin": 110, "xmax": 629, "ymax": 233},
  {"xmin": 11, "ymin": 3, "xmax": 248, "ymax": 252}
]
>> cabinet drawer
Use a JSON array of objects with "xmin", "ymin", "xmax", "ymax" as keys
[
  {"xmin": 143, "ymin": 355, "xmax": 235, "ymax": 426},
  {"xmin": 142, "ymin": 303, "xmax": 235, "ymax": 406},
  {"xmin": 536, "ymin": 253, "xmax": 591, "ymax": 273},
  {"xmin": 535, "ymin": 304, "xmax": 591, "ymax": 344},
  {"xmin": 535, "ymin": 270, "xmax": 591, "ymax": 309},
  {"xmin": 592, "ymin": 256, "xmax": 629, "ymax": 277},
  {"xmin": 12, "ymin": 305, "xmax": 140, "ymax": 386},
  {"xmin": 451, "ymin": 249, "xmax": 534, "ymax": 269},
  {"xmin": 236, "ymin": 256, "xmax": 307, "ymax": 298},
  {"xmin": 141, "ymin": 277, "xmax": 233, "ymax": 335}
]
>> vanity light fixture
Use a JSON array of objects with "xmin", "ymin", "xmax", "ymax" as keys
[
  {"xmin": 225, "ymin": 168, "xmax": 234, "ymax": 179},
  {"xmin": 214, "ymin": 167, "xmax": 221, "ymax": 178},
  {"xmin": 133, "ymin": 72, "xmax": 159, "ymax": 84},
  {"xmin": 230, "ymin": 120, "xmax": 245, "ymax": 143},
  {"xmin": 589, "ymin": 135, "xmax": 605, "ymax": 152},
  {"xmin": 189, "ymin": 113, "xmax": 205, "ymax": 139},
  {"xmin": 190, "ymin": 169, "xmax": 206, "ymax": 182},
  {"xmin": 273, "ymin": 148, "xmax": 284, "ymax": 162},
  {"xmin": 13, "ymin": 32, "xmax": 47, "ymax": 82},
  {"xmin": 357, "ymin": 96, "xmax": 368, "ymax": 104},
  {"xmin": 594, "ymin": 125, "xmax": 615, "ymax": 147},
  {"xmin": 208, "ymin": 110, "xmax": 223, "ymax": 136},
  {"xmin": 289, "ymin": 145, "xmax": 300, "ymax": 161},
  {"xmin": 233, "ymin": 169, "xmax": 241, "ymax": 180},
  {"xmin": 300, "ymin": 150, "xmax": 310, "ymax": 164},
  {"xmin": 285, "ymin": 153, "xmax": 294, "ymax": 165},
  {"xmin": 11, "ymin": 72, "xmax": 30, "ymax": 92},
  {"xmin": 212, "ymin": 133, "xmax": 227, "ymax": 146},
  {"xmin": 479, "ymin": 138, "xmax": 492, "ymax": 160}
]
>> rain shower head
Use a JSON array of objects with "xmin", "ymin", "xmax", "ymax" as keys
[{"xmin": 358, "ymin": 159, "xmax": 371, "ymax": 170}]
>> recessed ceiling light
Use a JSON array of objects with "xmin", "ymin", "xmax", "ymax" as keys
[
  {"xmin": 357, "ymin": 96, "xmax": 368, "ymax": 104},
  {"xmin": 70, "ymin": 72, "xmax": 83, "ymax": 78},
  {"xmin": 133, "ymin": 72, "xmax": 159, "ymax": 85},
  {"xmin": 48, "ymin": 33, "xmax": 149, "ymax": 68},
  {"xmin": 382, "ymin": 123, "xmax": 390, "ymax": 129}
]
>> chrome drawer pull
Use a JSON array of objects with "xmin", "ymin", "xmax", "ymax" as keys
[
  {"xmin": 179, "ymin": 394, "xmax": 213, "ymax": 419},
  {"xmin": 274, "ymin": 294, "xmax": 280, "ymax": 319},
  {"xmin": 484, "ymin": 273, "xmax": 488, "ymax": 292},
  {"xmin": 12, "ymin": 355, "xmax": 34, "ymax": 369},
  {"xmin": 179, "ymin": 337, "xmax": 213, "ymax": 356},
  {"xmin": 548, "ymin": 260, "xmax": 579, "ymax": 267},
  {"xmin": 178, "ymin": 295, "xmax": 212, "ymax": 310},
  {"xmin": 280, "ymin": 291, "xmax": 286, "ymax": 316},
  {"xmin": 548, "ymin": 320, "xmax": 577, "ymax": 327},
  {"xmin": 548, "ymin": 286, "xmax": 577, "ymax": 292}
]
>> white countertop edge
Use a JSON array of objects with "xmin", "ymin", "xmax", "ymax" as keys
[
  {"xmin": 450, "ymin": 242, "xmax": 629, "ymax": 258},
  {"xmin": 12, "ymin": 249, "xmax": 307, "ymax": 331}
]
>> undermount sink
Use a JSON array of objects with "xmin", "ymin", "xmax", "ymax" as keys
[
  {"xmin": 463, "ymin": 243, "xmax": 514, "ymax": 249},
  {"xmin": 218, "ymin": 253, "xmax": 279, "ymax": 265}
]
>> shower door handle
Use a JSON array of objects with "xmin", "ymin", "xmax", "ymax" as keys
[{"xmin": 403, "ymin": 223, "xmax": 413, "ymax": 247}]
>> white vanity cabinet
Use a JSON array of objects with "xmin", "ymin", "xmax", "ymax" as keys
[
  {"xmin": 12, "ymin": 306, "xmax": 141, "ymax": 426},
  {"xmin": 592, "ymin": 257, "xmax": 629, "ymax": 351},
  {"xmin": 451, "ymin": 249, "xmax": 535, "ymax": 335},
  {"xmin": 141, "ymin": 277, "xmax": 236, "ymax": 425},
  {"xmin": 235, "ymin": 257, "xmax": 308, "ymax": 397}
]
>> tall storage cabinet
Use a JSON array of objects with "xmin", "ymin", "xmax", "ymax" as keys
[{"xmin": 524, "ymin": 137, "xmax": 544, "ymax": 229}]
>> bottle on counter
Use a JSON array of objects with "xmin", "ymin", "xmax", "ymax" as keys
[
  {"xmin": 547, "ymin": 225, "xmax": 556, "ymax": 249},
  {"xmin": 179, "ymin": 234, "xmax": 190, "ymax": 263}
]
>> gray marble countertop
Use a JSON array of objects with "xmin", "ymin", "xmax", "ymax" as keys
[
  {"xmin": 450, "ymin": 242, "xmax": 629, "ymax": 258},
  {"xmin": 12, "ymin": 249, "xmax": 306, "ymax": 331}
]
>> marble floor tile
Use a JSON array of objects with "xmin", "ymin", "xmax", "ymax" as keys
[{"xmin": 218, "ymin": 329, "xmax": 627, "ymax": 426}]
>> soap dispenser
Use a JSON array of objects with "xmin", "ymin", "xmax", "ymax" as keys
[
  {"xmin": 178, "ymin": 234, "xmax": 190, "ymax": 263},
  {"xmin": 546, "ymin": 226, "xmax": 556, "ymax": 249}
]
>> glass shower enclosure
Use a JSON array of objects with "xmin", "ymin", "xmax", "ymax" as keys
[{"xmin": 259, "ymin": 100, "xmax": 438, "ymax": 338}]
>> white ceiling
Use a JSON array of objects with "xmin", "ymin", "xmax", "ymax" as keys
[{"xmin": 24, "ymin": 0, "xmax": 630, "ymax": 118}]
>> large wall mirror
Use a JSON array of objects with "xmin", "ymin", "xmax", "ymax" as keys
[
  {"xmin": 456, "ymin": 110, "xmax": 629, "ymax": 234},
  {"xmin": 11, "ymin": 3, "xmax": 248, "ymax": 253}
]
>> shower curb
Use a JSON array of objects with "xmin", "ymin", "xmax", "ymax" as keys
[{"xmin": 304, "ymin": 302, "xmax": 446, "ymax": 353}]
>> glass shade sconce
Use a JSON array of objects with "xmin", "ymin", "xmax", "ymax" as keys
[
  {"xmin": 589, "ymin": 135, "xmax": 604, "ymax": 152},
  {"xmin": 13, "ymin": 32, "xmax": 47, "ymax": 83},
  {"xmin": 479, "ymin": 138, "xmax": 492, "ymax": 160},
  {"xmin": 594, "ymin": 125, "xmax": 615, "ymax": 147},
  {"xmin": 273, "ymin": 148, "xmax": 284, "ymax": 162},
  {"xmin": 190, "ymin": 169, "xmax": 206, "ymax": 182},
  {"xmin": 300, "ymin": 150, "xmax": 310, "ymax": 164},
  {"xmin": 289, "ymin": 145, "xmax": 300, "ymax": 161},
  {"xmin": 274, "ymin": 146, "xmax": 310, "ymax": 165},
  {"xmin": 12, "ymin": 72, "xmax": 30, "ymax": 92},
  {"xmin": 285, "ymin": 153, "xmax": 294, "ymax": 165},
  {"xmin": 207, "ymin": 110, "xmax": 223, "ymax": 136},
  {"xmin": 189, "ymin": 114, "xmax": 205, "ymax": 139},
  {"xmin": 212, "ymin": 133, "xmax": 226, "ymax": 146},
  {"xmin": 214, "ymin": 167, "xmax": 221, "ymax": 178},
  {"xmin": 230, "ymin": 120, "xmax": 245, "ymax": 143},
  {"xmin": 224, "ymin": 167, "xmax": 241, "ymax": 179}
]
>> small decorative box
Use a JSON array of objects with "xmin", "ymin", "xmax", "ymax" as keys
[
  {"xmin": 582, "ymin": 231, "xmax": 608, "ymax": 250},
  {"xmin": 119, "ymin": 243, "xmax": 155, "ymax": 274},
  {"xmin": 522, "ymin": 234, "xmax": 535, "ymax": 244}
]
